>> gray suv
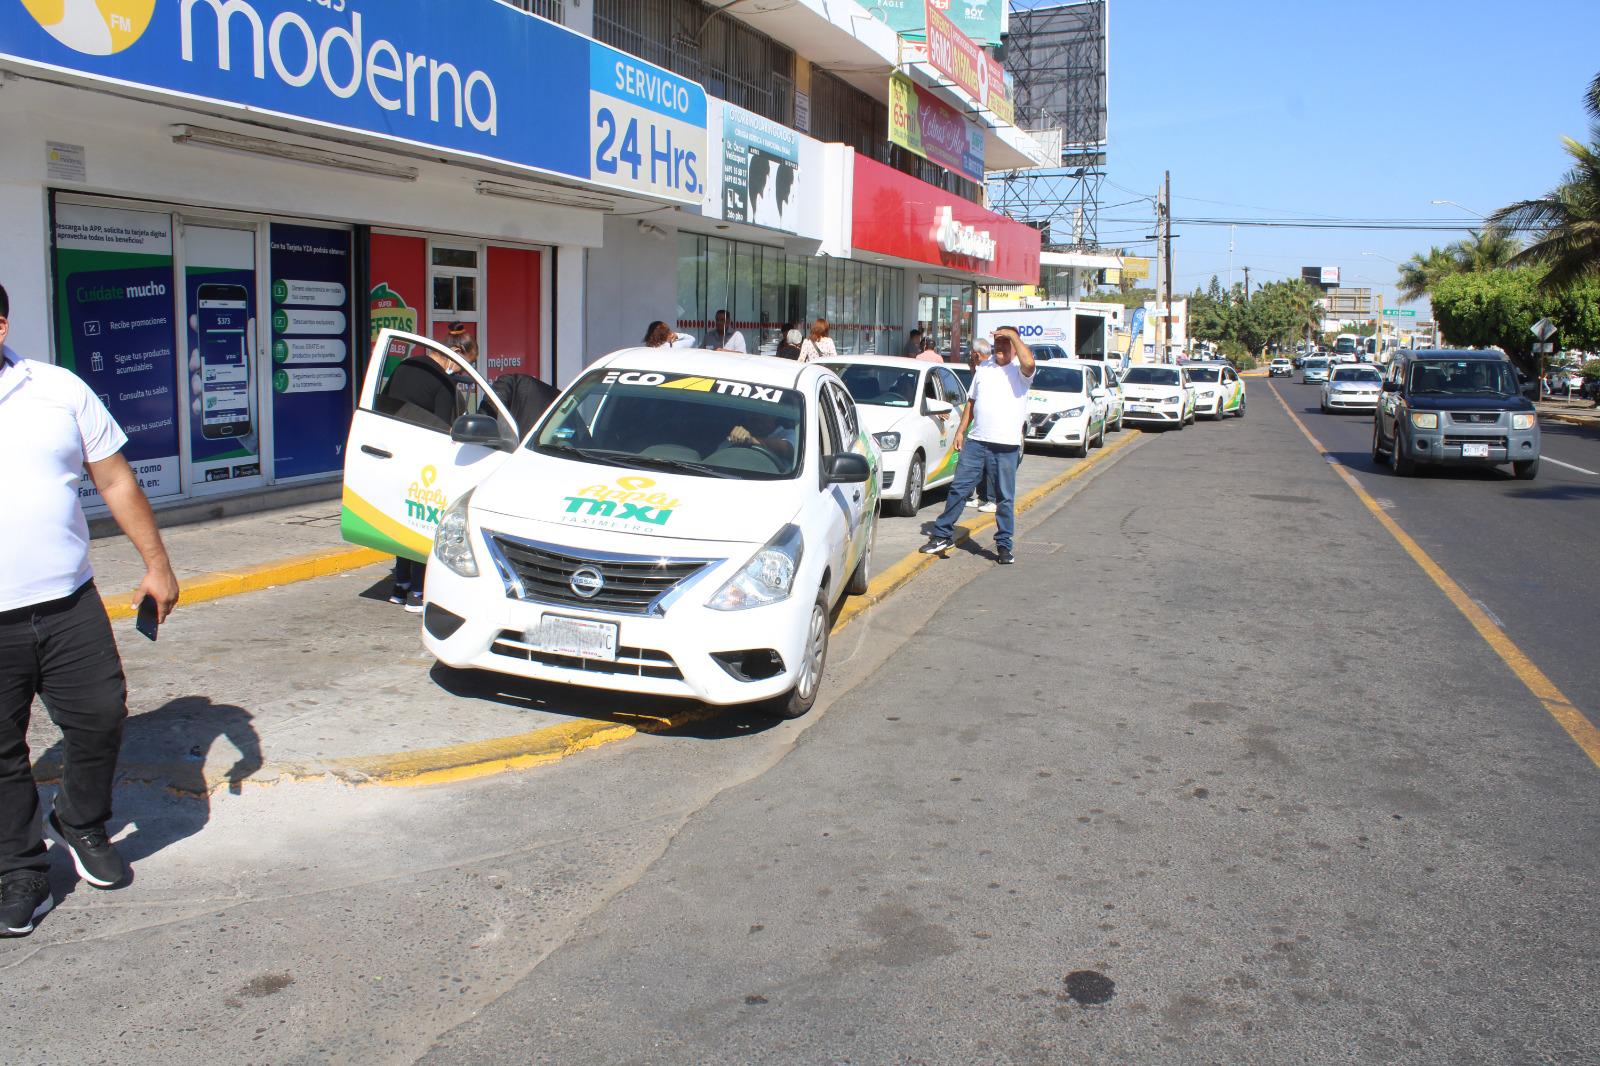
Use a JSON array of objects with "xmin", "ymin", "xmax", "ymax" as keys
[{"xmin": 1372, "ymin": 350, "xmax": 1540, "ymax": 479}]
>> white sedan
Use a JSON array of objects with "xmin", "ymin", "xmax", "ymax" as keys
[
  {"xmin": 1120, "ymin": 364, "xmax": 1197, "ymax": 429},
  {"xmin": 1076, "ymin": 360, "xmax": 1125, "ymax": 432},
  {"xmin": 823, "ymin": 357, "xmax": 966, "ymax": 516},
  {"xmin": 341, "ymin": 332, "xmax": 879, "ymax": 720},
  {"xmin": 1023, "ymin": 363, "xmax": 1108, "ymax": 456},
  {"xmin": 1321, "ymin": 363, "xmax": 1385, "ymax": 413}
]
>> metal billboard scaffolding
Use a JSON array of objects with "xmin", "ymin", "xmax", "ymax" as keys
[{"xmin": 989, "ymin": 0, "xmax": 1108, "ymax": 251}]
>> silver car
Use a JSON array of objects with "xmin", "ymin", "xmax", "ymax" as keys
[{"xmin": 1320, "ymin": 364, "xmax": 1384, "ymax": 413}]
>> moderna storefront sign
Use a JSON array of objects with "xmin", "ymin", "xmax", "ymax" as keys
[
  {"xmin": 851, "ymin": 155, "xmax": 1039, "ymax": 285},
  {"xmin": 1, "ymin": 0, "xmax": 706, "ymax": 204}
]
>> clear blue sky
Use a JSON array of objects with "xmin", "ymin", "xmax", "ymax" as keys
[{"xmin": 1012, "ymin": 0, "xmax": 1600, "ymax": 309}]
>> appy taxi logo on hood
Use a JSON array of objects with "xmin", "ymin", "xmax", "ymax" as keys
[
  {"xmin": 561, "ymin": 475, "xmax": 680, "ymax": 529},
  {"xmin": 22, "ymin": 0, "xmax": 156, "ymax": 56}
]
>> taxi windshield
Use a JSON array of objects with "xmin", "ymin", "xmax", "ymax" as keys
[
  {"xmin": 1186, "ymin": 367, "xmax": 1221, "ymax": 382},
  {"xmin": 1407, "ymin": 360, "xmax": 1517, "ymax": 397},
  {"xmin": 825, "ymin": 364, "xmax": 921, "ymax": 408},
  {"xmin": 532, "ymin": 368, "xmax": 806, "ymax": 480},
  {"xmin": 1122, "ymin": 366, "xmax": 1180, "ymax": 386},
  {"xmin": 1030, "ymin": 366, "xmax": 1086, "ymax": 393}
]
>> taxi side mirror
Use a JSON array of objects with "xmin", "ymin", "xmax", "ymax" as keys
[
  {"xmin": 925, "ymin": 398, "xmax": 955, "ymax": 415},
  {"xmin": 823, "ymin": 453, "xmax": 871, "ymax": 485},
  {"xmin": 451, "ymin": 412, "xmax": 514, "ymax": 451}
]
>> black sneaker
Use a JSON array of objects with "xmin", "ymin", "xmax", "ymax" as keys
[
  {"xmin": 996, "ymin": 548, "xmax": 1015, "ymax": 565},
  {"xmin": 404, "ymin": 589, "xmax": 425, "ymax": 614},
  {"xmin": 919, "ymin": 535, "xmax": 955, "ymax": 556},
  {"xmin": 0, "ymin": 873, "xmax": 52, "ymax": 937},
  {"xmin": 388, "ymin": 584, "xmax": 409, "ymax": 605},
  {"xmin": 46, "ymin": 809, "xmax": 129, "ymax": 889}
]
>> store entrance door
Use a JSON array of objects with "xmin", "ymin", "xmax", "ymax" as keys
[{"xmin": 916, "ymin": 279, "xmax": 975, "ymax": 360}]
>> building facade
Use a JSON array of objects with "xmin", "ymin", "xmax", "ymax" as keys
[{"xmin": 1, "ymin": 0, "xmax": 1042, "ymax": 513}]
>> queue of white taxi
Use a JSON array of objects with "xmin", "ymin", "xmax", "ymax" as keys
[{"xmin": 341, "ymin": 333, "xmax": 1241, "ymax": 722}]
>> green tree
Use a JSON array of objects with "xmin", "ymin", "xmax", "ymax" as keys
[
  {"xmin": 1396, "ymin": 246, "xmax": 1458, "ymax": 303},
  {"xmin": 1430, "ymin": 268, "xmax": 1600, "ymax": 372},
  {"xmin": 1488, "ymin": 71, "xmax": 1600, "ymax": 291},
  {"xmin": 1452, "ymin": 229, "xmax": 1520, "ymax": 273}
]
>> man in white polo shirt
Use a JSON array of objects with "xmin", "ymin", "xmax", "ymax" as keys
[
  {"xmin": 0, "ymin": 282, "xmax": 180, "ymax": 937},
  {"xmin": 920, "ymin": 325, "xmax": 1035, "ymax": 565}
]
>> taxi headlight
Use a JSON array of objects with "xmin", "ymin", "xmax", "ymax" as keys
[
  {"xmin": 1162, "ymin": 395, "xmax": 1181, "ymax": 404},
  {"xmin": 1512, "ymin": 413, "xmax": 1536, "ymax": 430},
  {"xmin": 707, "ymin": 524, "xmax": 804, "ymax": 611},
  {"xmin": 1409, "ymin": 412, "xmax": 1439, "ymax": 430},
  {"xmin": 872, "ymin": 431, "xmax": 902, "ymax": 452},
  {"xmin": 1064, "ymin": 406, "xmax": 1086, "ymax": 417},
  {"xmin": 433, "ymin": 490, "xmax": 479, "ymax": 578}
]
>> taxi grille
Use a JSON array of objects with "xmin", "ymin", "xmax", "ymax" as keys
[{"xmin": 484, "ymin": 532, "xmax": 715, "ymax": 616}]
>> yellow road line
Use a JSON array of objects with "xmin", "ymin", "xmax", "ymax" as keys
[
  {"xmin": 1267, "ymin": 383, "xmax": 1600, "ymax": 770},
  {"xmin": 104, "ymin": 546, "xmax": 390, "ymax": 620}
]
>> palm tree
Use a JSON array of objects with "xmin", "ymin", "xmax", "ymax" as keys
[
  {"xmin": 1395, "ymin": 246, "xmax": 1458, "ymax": 302},
  {"xmin": 1450, "ymin": 229, "xmax": 1520, "ymax": 272},
  {"xmin": 1488, "ymin": 71, "xmax": 1600, "ymax": 291}
]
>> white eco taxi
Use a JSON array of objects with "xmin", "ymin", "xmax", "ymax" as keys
[
  {"xmin": 1023, "ymin": 362, "xmax": 1108, "ymax": 456},
  {"xmin": 1077, "ymin": 360, "xmax": 1125, "ymax": 432},
  {"xmin": 821, "ymin": 356, "xmax": 967, "ymax": 516},
  {"xmin": 1183, "ymin": 361, "xmax": 1246, "ymax": 419},
  {"xmin": 1120, "ymin": 364, "xmax": 1197, "ymax": 428},
  {"xmin": 341, "ymin": 331, "xmax": 880, "ymax": 719},
  {"xmin": 1320, "ymin": 362, "xmax": 1384, "ymax": 413}
]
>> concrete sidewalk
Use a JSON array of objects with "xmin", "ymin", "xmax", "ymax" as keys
[
  {"xmin": 1538, "ymin": 399, "xmax": 1600, "ymax": 428},
  {"xmin": 52, "ymin": 432, "xmax": 1147, "ymax": 793}
]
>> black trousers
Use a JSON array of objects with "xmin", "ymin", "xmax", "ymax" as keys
[{"xmin": 0, "ymin": 581, "xmax": 128, "ymax": 877}]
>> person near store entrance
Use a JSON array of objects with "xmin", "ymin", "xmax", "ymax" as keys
[
  {"xmin": 915, "ymin": 334, "xmax": 943, "ymax": 363},
  {"xmin": 643, "ymin": 321, "xmax": 697, "ymax": 349},
  {"xmin": 904, "ymin": 328, "xmax": 924, "ymax": 358},
  {"xmin": 920, "ymin": 326, "xmax": 1035, "ymax": 566},
  {"xmin": 776, "ymin": 324, "xmax": 803, "ymax": 360},
  {"xmin": 0, "ymin": 282, "xmax": 182, "ymax": 936},
  {"xmin": 381, "ymin": 335, "xmax": 463, "ymax": 613},
  {"xmin": 707, "ymin": 310, "xmax": 747, "ymax": 354},
  {"xmin": 797, "ymin": 318, "xmax": 837, "ymax": 363}
]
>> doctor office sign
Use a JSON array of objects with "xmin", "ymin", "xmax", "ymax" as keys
[{"xmin": 3, "ymin": 0, "xmax": 707, "ymax": 204}]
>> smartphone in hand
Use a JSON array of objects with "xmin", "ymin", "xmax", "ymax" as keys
[{"xmin": 135, "ymin": 595, "xmax": 159, "ymax": 642}]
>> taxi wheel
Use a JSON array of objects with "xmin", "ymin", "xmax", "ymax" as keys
[
  {"xmin": 1069, "ymin": 437, "xmax": 1089, "ymax": 458},
  {"xmin": 1235, "ymin": 399, "xmax": 1246, "ymax": 418},
  {"xmin": 893, "ymin": 454, "xmax": 925, "ymax": 517},
  {"xmin": 771, "ymin": 591, "xmax": 830, "ymax": 720},
  {"xmin": 846, "ymin": 522, "xmax": 875, "ymax": 596},
  {"xmin": 1094, "ymin": 421, "xmax": 1106, "ymax": 448},
  {"xmin": 1113, "ymin": 411, "xmax": 1124, "ymax": 432}
]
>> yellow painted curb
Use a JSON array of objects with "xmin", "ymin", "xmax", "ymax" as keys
[
  {"xmin": 831, "ymin": 429, "xmax": 1142, "ymax": 632},
  {"xmin": 1540, "ymin": 412, "xmax": 1598, "ymax": 429},
  {"xmin": 104, "ymin": 546, "xmax": 390, "ymax": 620},
  {"xmin": 330, "ymin": 718, "xmax": 639, "ymax": 787}
]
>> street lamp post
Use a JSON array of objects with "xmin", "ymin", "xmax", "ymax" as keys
[{"xmin": 1429, "ymin": 199, "xmax": 1488, "ymax": 222}]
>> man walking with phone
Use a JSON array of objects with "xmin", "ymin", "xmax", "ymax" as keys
[
  {"xmin": 920, "ymin": 326, "xmax": 1035, "ymax": 565},
  {"xmin": 0, "ymin": 282, "xmax": 180, "ymax": 937}
]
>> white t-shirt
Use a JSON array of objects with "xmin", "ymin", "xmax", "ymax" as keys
[
  {"xmin": 0, "ymin": 348, "xmax": 128, "ymax": 611},
  {"xmin": 710, "ymin": 327, "xmax": 747, "ymax": 354},
  {"xmin": 967, "ymin": 356, "xmax": 1035, "ymax": 447}
]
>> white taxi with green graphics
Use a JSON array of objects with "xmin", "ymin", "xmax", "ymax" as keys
[
  {"xmin": 1183, "ymin": 360, "xmax": 1246, "ymax": 419},
  {"xmin": 1023, "ymin": 362, "xmax": 1108, "ymax": 457},
  {"xmin": 821, "ymin": 356, "xmax": 967, "ymax": 516},
  {"xmin": 1119, "ymin": 364, "xmax": 1198, "ymax": 428},
  {"xmin": 341, "ymin": 332, "xmax": 880, "ymax": 719}
]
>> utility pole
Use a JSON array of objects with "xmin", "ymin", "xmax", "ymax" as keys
[
  {"xmin": 1163, "ymin": 169, "xmax": 1174, "ymax": 362},
  {"xmin": 1242, "ymin": 266, "xmax": 1251, "ymax": 301}
]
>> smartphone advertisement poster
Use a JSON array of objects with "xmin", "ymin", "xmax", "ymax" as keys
[
  {"xmin": 721, "ymin": 104, "xmax": 800, "ymax": 233},
  {"xmin": 184, "ymin": 226, "xmax": 263, "ymax": 492},
  {"xmin": 270, "ymin": 224, "xmax": 354, "ymax": 479},
  {"xmin": 51, "ymin": 203, "xmax": 182, "ymax": 500}
]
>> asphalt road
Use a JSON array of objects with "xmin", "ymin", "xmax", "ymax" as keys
[
  {"xmin": 1267, "ymin": 377, "xmax": 1600, "ymax": 731},
  {"xmin": 7, "ymin": 380, "xmax": 1598, "ymax": 1063}
]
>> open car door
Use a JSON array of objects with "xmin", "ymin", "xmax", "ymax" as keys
[{"xmin": 340, "ymin": 329, "xmax": 519, "ymax": 562}]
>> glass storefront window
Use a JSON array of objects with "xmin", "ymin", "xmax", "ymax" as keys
[{"xmin": 675, "ymin": 233, "xmax": 904, "ymax": 357}]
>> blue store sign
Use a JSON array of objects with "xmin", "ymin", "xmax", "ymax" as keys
[{"xmin": 4, "ymin": 0, "xmax": 706, "ymax": 203}]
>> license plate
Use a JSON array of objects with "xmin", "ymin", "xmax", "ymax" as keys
[
  {"xmin": 1025, "ymin": 426, "xmax": 1042, "ymax": 438},
  {"xmin": 526, "ymin": 614, "xmax": 618, "ymax": 661},
  {"xmin": 1461, "ymin": 442, "xmax": 1490, "ymax": 458},
  {"xmin": 1129, "ymin": 403, "xmax": 1152, "ymax": 412}
]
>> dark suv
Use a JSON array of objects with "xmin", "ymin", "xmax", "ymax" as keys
[{"xmin": 1372, "ymin": 350, "xmax": 1540, "ymax": 479}]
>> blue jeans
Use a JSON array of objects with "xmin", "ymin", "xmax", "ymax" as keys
[{"xmin": 930, "ymin": 439, "xmax": 1021, "ymax": 551}]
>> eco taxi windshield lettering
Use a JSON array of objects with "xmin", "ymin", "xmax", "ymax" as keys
[{"xmin": 601, "ymin": 370, "xmax": 785, "ymax": 404}]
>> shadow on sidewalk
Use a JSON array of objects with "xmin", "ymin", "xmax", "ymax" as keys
[{"xmin": 35, "ymin": 696, "xmax": 264, "ymax": 871}]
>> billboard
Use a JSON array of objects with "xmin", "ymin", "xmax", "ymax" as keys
[
  {"xmin": 868, "ymin": 0, "xmax": 1004, "ymax": 47},
  {"xmin": 888, "ymin": 73, "xmax": 985, "ymax": 184}
]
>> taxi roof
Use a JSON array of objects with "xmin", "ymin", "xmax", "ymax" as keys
[
  {"xmin": 592, "ymin": 347, "xmax": 819, "ymax": 391},
  {"xmin": 819, "ymin": 354, "xmax": 943, "ymax": 372}
]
